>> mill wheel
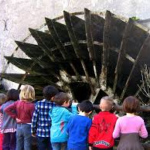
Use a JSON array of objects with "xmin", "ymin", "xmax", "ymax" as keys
[{"xmin": 1, "ymin": 9, "xmax": 150, "ymax": 105}]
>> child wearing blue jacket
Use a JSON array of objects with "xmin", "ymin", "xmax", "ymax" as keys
[
  {"xmin": 49, "ymin": 92, "xmax": 77, "ymax": 150},
  {"xmin": 67, "ymin": 100, "xmax": 93, "ymax": 150}
]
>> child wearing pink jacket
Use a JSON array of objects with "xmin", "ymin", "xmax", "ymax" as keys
[{"xmin": 113, "ymin": 96, "xmax": 148, "ymax": 150}]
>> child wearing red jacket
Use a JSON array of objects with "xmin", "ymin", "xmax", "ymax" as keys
[{"xmin": 88, "ymin": 96, "xmax": 117, "ymax": 150}]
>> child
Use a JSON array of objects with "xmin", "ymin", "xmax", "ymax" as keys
[
  {"xmin": 113, "ymin": 96, "xmax": 148, "ymax": 150},
  {"xmin": 31, "ymin": 85, "xmax": 59, "ymax": 150},
  {"xmin": 5, "ymin": 85, "xmax": 35, "ymax": 150},
  {"xmin": 49, "ymin": 92, "xmax": 78, "ymax": 150},
  {"xmin": 89, "ymin": 96, "xmax": 117, "ymax": 150},
  {"xmin": 67, "ymin": 100, "xmax": 93, "ymax": 150},
  {"xmin": 0, "ymin": 93, "xmax": 7, "ymax": 150},
  {"xmin": 1, "ymin": 89, "xmax": 19, "ymax": 150}
]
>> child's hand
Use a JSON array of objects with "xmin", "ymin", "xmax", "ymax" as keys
[
  {"xmin": 32, "ymin": 133, "xmax": 36, "ymax": 137},
  {"xmin": 89, "ymin": 146, "xmax": 92, "ymax": 150},
  {"xmin": 16, "ymin": 118, "xmax": 21, "ymax": 122}
]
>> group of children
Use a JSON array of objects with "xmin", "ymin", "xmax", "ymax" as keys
[{"xmin": 0, "ymin": 84, "xmax": 148, "ymax": 150}]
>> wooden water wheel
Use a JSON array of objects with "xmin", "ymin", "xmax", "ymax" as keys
[{"xmin": 1, "ymin": 9, "xmax": 150, "ymax": 105}]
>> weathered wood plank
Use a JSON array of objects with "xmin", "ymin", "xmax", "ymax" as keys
[
  {"xmin": 64, "ymin": 11, "xmax": 96, "ymax": 95},
  {"xmin": 5, "ymin": 57, "xmax": 47, "ymax": 75},
  {"xmin": 100, "ymin": 11, "xmax": 112, "ymax": 90},
  {"xmin": 15, "ymin": 41, "xmax": 52, "ymax": 68},
  {"xmin": 46, "ymin": 18, "xmax": 81, "ymax": 80},
  {"xmin": 120, "ymin": 35, "xmax": 150, "ymax": 100},
  {"xmin": 113, "ymin": 20, "xmax": 134, "ymax": 94},
  {"xmin": 84, "ymin": 8, "xmax": 98, "ymax": 83},
  {"xmin": 100, "ymin": 11, "xmax": 126, "ymax": 91},
  {"xmin": 29, "ymin": 28, "xmax": 56, "ymax": 61}
]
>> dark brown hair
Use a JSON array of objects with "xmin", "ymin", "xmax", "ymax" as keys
[
  {"xmin": 7, "ymin": 89, "xmax": 19, "ymax": 102},
  {"xmin": 123, "ymin": 96, "xmax": 140, "ymax": 113},
  {"xmin": 53, "ymin": 92, "xmax": 69, "ymax": 106},
  {"xmin": 43, "ymin": 85, "xmax": 59, "ymax": 100},
  {"xmin": 0, "ymin": 93, "xmax": 7, "ymax": 105},
  {"xmin": 78, "ymin": 100, "xmax": 93, "ymax": 113}
]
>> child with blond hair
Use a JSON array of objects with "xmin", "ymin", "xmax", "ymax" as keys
[
  {"xmin": 5, "ymin": 85, "xmax": 35, "ymax": 150},
  {"xmin": 0, "ymin": 93, "xmax": 7, "ymax": 150},
  {"xmin": 89, "ymin": 96, "xmax": 117, "ymax": 150}
]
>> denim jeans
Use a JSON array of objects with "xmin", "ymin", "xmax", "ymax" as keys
[
  {"xmin": 2, "ymin": 132, "xmax": 16, "ymax": 150},
  {"xmin": 37, "ymin": 136, "xmax": 52, "ymax": 150},
  {"xmin": 16, "ymin": 123, "xmax": 32, "ymax": 150},
  {"xmin": 51, "ymin": 142, "xmax": 67, "ymax": 150}
]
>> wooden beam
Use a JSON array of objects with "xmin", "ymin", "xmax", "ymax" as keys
[
  {"xmin": 84, "ymin": 8, "xmax": 96, "ymax": 61},
  {"xmin": 113, "ymin": 19, "xmax": 134, "ymax": 94},
  {"xmin": 6, "ymin": 43, "xmax": 61, "ymax": 79},
  {"xmin": 84, "ymin": 8, "xmax": 99, "ymax": 85},
  {"xmin": 4, "ymin": 57, "xmax": 44, "ymax": 75},
  {"xmin": 0, "ymin": 73, "xmax": 58, "ymax": 85},
  {"xmin": 28, "ymin": 29, "xmax": 81, "ymax": 90},
  {"xmin": 4, "ymin": 56, "xmax": 62, "ymax": 90},
  {"xmin": 45, "ymin": 18, "xmax": 81, "ymax": 80},
  {"xmin": 64, "ymin": 11, "xmax": 96, "ymax": 95},
  {"xmin": 45, "ymin": 18, "xmax": 68, "ymax": 59},
  {"xmin": 120, "ymin": 35, "xmax": 150, "ymax": 100},
  {"xmin": 29, "ymin": 28, "xmax": 55, "ymax": 61},
  {"xmin": 99, "ymin": 11, "xmax": 111, "ymax": 89},
  {"xmin": 15, "ymin": 41, "xmax": 51, "ymax": 68}
]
